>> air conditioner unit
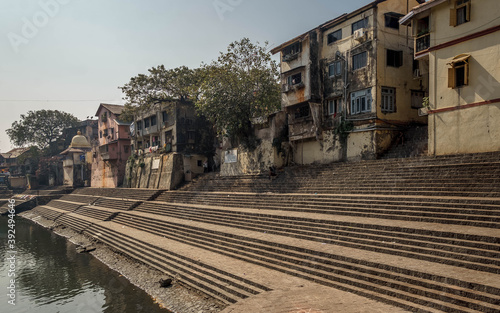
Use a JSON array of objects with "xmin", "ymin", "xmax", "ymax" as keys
[{"xmin": 353, "ymin": 29, "xmax": 366, "ymax": 41}]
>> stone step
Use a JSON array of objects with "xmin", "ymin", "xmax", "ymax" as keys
[
  {"xmin": 153, "ymin": 196, "xmax": 500, "ymax": 228},
  {"xmin": 111, "ymin": 212, "xmax": 500, "ymax": 312},
  {"xmin": 160, "ymin": 191, "xmax": 500, "ymax": 208},
  {"xmin": 133, "ymin": 202, "xmax": 500, "ymax": 264},
  {"xmin": 92, "ymin": 198, "xmax": 140, "ymax": 211},
  {"xmin": 59, "ymin": 194, "xmax": 99, "ymax": 205},
  {"xmin": 85, "ymin": 223, "xmax": 271, "ymax": 305},
  {"xmin": 73, "ymin": 187, "xmax": 161, "ymax": 201},
  {"xmin": 161, "ymin": 194, "xmax": 500, "ymax": 216}
]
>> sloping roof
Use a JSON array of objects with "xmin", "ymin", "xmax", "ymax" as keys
[
  {"xmin": 114, "ymin": 119, "xmax": 132, "ymax": 126},
  {"xmin": 4, "ymin": 147, "xmax": 30, "ymax": 158},
  {"xmin": 95, "ymin": 103, "xmax": 125, "ymax": 116},
  {"xmin": 400, "ymin": 0, "xmax": 447, "ymax": 25}
]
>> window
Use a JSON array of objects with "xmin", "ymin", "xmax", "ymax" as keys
[
  {"xmin": 350, "ymin": 88, "xmax": 372, "ymax": 115},
  {"xmin": 386, "ymin": 49, "xmax": 403, "ymax": 67},
  {"xmin": 124, "ymin": 145, "xmax": 130, "ymax": 153},
  {"xmin": 328, "ymin": 61, "xmax": 342, "ymax": 77},
  {"xmin": 352, "ymin": 51, "xmax": 367, "ymax": 70},
  {"xmin": 103, "ymin": 129, "xmax": 108, "ymax": 136},
  {"xmin": 381, "ymin": 87, "xmax": 396, "ymax": 113},
  {"xmin": 448, "ymin": 54, "xmax": 470, "ymax": 88},
  {"xmin": 110, "ymin": 128, "xmax": 115, "ymax": 138},
  {"xmin": 451, "ymin": 0, "xmax": 470, "ymax": 26},
  {"xmin": 152, "ymin": 136, "xmax": 159, "ymax": 146},
  {"xmin": 352, "ymin": 18, "xmax": 367, "ymax": 33},
  {"xmin": 144, "ymin": 118, "xmax": 150, "ymax": 128},
  {"xmin": 411, "ymin": 90, "xmax": 425, "ymax": 109},
  {"xmin": 137, "ymin": 121, "xmax": 142, "ymax": 130},
  {"xmin": 327, "ymin": 29, "xmax": 342, "ymax": 44},
  {"xmin": 328, "ymin": 98, "xmax": 343, "ymax": 116},
  {"xmin": 385, "ymin": 12, "xmax": 404, "ymax": 29},
  {"xmin": 165, "ymin": 130, "xmax": 173, "ymax": 143},
  {"xmin": 162, "ymin": 111, "xmax": 168, "ymax": 123},
  {"xmin": 294, "ymin": 105, "xmax": 310, "ymax": 119},
  {"xmin": 287, "ymin": 73, "xmax": 302, "ymax": 86},
  {"xmin": 99, "ymin": 131, "xmax": 102, "ymax": 138},
  {"xmin": 151, "ymin": 115, "xmax": 157, "ymax": 126},
  {"xmin": 282, "ymin": 42, "xmax": 301, "ymax": 61}
]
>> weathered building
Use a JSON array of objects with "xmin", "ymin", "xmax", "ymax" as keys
[
  {"xmin": 220, "ymin": 111, "xmax": 288, "ymax": 176},
  {"xmin": 401, "ymin": 0, "xmax": 500, "ymax": 155},
  {"xmin": 128, "ymin": 100, "xmax": 214, "ymax": 187},
  {"xmin": 91, "ymin": 104, "xmax": 131, "ymax": 188},
  {"xmin": 47, "ymin": 119, "xmax": 98, "ymax": 155},
  {"xmin": 0, "ymin": 148, "xmax": 32, "ymax": 176},
  {"xmin": 272, "ymin": 0, "xmax": 427, "ymax": 164}
]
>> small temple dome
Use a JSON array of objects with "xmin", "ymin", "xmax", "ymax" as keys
[{"xmin": 69, "ymin": 131, "xmax": 91, "ymax": 149}]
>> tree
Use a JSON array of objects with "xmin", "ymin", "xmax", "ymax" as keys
[
  {"xmin": 6, "ymin": 110, "xmax": 80, "ymax": 150},
  {"xmin": 195, "ymin": 38, "xmax": 281, "ymax": 147},
  {"xmin": 119, "ymin": 65, "xmax": 202, "ymax": 121}
]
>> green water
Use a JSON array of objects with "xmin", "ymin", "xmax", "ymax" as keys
[{"xmin": 0, "ymin": 215, "xmax": 170, "ymax": 313}]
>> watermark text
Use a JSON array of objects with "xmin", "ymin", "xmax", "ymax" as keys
[{"xmin": 6, "ymin": 199, "xmax": 16, "ymax": 306}]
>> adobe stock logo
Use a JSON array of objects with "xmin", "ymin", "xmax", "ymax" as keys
[
  {"xmin": 7, "ymin": 0, "xmax": 73, "ymax": 53},
  {"xmin": 213, "ymin": 0, "xmax": 243, "ymax": 21}
]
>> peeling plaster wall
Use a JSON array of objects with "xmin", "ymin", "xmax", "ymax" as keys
[
  {"xmin": 126, "ymin": 153, "xmax": 184, "ymax": 190},
  {"xmin": 90, "ymin": 155, "xmax": 125, "ymax": 188},
  {"xmin": 220, "ymin": 112, "xmax": 288, "ymax": 176},
  {"xmin": 346, "ymin": 131, "xmax": 375, "ymax": 161},
  {"xmin": 221, "ymin": 140, "xmax": 284, "ymax": 176}
]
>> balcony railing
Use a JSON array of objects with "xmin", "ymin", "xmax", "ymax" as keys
[
  {"xmin": 415, "ymin": 33, "xmax": 430, "ymax": 53},
  {"xmin": 282, "ymin": 52, "xmax": 299, "ymax": 62}
]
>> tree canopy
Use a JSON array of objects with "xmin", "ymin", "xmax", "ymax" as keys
[
  {"xmin": 119, "ymin": 65, "xmax": 202, "ymax": 121},
  {"xmin": 195, "ymin": 38, "xmax": 281, "ymax": 144},
  {"xmin": 118, "ymin": 38, "xmax": 281, "ymax": 147},
  {"xmin": 6, "ymin": 110, "xmax": 80, "ymax": 150}
]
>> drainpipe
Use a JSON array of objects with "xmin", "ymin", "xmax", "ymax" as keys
[{"xmin": 343, "ymin": 50, "xmax": 350, "ymax": 121}]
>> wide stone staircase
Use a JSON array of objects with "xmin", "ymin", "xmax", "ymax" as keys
[{"xmin": 29, "ymin": 152, "xmax": 500, "ymax": 312}]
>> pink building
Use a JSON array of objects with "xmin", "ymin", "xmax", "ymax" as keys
[{"xmin": 91, "ymin": 104, "xmax": 131, "ymax": 187}]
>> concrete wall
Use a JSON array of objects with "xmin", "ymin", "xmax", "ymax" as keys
[
  {"xmin": 126, "ymin": 153, "xmax": 184, "ymax": 190},
  {"xmin": 221, "ymin": 140, "xmax": 285, "ymax": 176},
  {"xmin": 9, "ymin": 176, "xmax": 27, "ymax": 189},
  {"xmin": 426, "ymin": 0, "xmax": 500, "ymax": 155}
]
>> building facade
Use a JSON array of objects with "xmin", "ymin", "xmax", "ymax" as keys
[
  {"xmin": 130, "ymin": 100, "xmax": 214, "ymax": 178},
  {"xmin": 272, "ymin": 0, "xmax": 427, "ymax": 164},
  {"xmin": 401, "ymin": 0, "xmax": 500, "ymax": 155},
  {"xmin": 91, "ymin": 104, "xmax": 131, "ymax": 187}
]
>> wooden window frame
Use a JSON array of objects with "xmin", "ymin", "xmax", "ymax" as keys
[
  {"xmin": 450, "ymin": 0, "xmax": 471, "ymax": 27},
  {"xmin": 381, "ymin": 87, "xmax": 396, "ymax": 113},
  {"xmin": 448, "ymin": 54, "xmax": 470, "ymax": 88}
]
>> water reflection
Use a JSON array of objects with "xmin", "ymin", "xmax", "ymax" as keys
[{"xmin": 0, "ymin": 216, "xmax": 170, "ymax": 313}]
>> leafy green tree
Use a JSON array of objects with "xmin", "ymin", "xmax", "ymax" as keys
[
  {"xmin": 119, "ymin": 65, "xmax": 202, "ymax": 121},
  {"xmin": 195, "ymin": 38, "xmax": 281, "ymax": 146},
  {"xmin": 6, "ymin": 110, "xmax": 80, "ymax": 150}
]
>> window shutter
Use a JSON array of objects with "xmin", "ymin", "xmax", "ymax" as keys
[
  {"xmin": 450, "ymin": 8, "xmax": 457, "ymax": 26},
  {"xmin": 448, "ymin": 67, "xmax": 455, "ymax": 88},
  {"xmin": 464, "ymin": 62, "xmax": 469, "ymax": 85},
  {"xmin": 466, "ymin": 2, "xmax": 471, "ymax": 22}
]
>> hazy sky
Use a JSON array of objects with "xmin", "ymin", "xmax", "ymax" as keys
[{"xmin": 0, "ymin": 0, "xmax": 369, "ymax": 153}]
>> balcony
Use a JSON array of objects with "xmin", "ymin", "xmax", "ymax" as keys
[
  {"xmin": 282, "ymin": 52, "xmax": 299, "ymax": 62},
  {"xmin": 415, "ymin": 33, "xmax": 430, "ymax": 54}
]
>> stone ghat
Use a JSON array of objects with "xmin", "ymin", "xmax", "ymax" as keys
[{"xmin": 27, "ymin": 152, "xmax": 500, "ymax": 312}]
